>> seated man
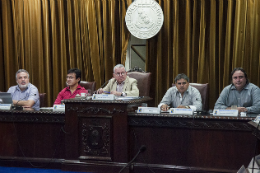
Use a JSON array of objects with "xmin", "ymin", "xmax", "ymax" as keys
[
  {"xmin": 54, "ymin": 68, "xmax": 87, "ymax": 104},
  {"xmin": 7, "ymin": 69, "xmax": 40, "ymax": 110},
  {"xmin": 214, "ymin": 67, "xmax": 260, "ymax": 114},
  {"xmin": 158, "ymin": 73, "xmax": 202, "ymax": 112},
  {"xmin": 97, "ymin": 64, "xmax": 139, "ymax": 96}
]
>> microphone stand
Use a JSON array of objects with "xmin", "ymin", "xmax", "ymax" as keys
[
  {"xmin": 94, "ymin": 78, "xmax": 112, "ymax": 94},
  {"xmin": 119, "ymin": 145, "xmax": 146, "ymax": 173},
  {"xmin": 252, "ymin": 119, "xmax": 260, "ymax": 173}
]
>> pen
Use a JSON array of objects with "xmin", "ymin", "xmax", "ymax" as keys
[{"xmin": 103, "ymin": 91, "xmax": 110, "ymax": 94}]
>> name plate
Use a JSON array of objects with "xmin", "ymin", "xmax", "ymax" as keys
[
  {"xmin": 137, "ymin": 107, "xmax": 160, "ymax": 114},
  {"xmin": 0, "ymin": 104, "xmax": 12, "ymax": 110},
  {"xmin": 253, "ymin": 116, "xmax": 260, "ymax": 124},
  {"xmin": 169, "ymin": 108, "xmax": 193, "ymax": 115},
  {"xmin": 53, "ymin": 104, "xmax": 65, "ymax": 112},
  {"xmin": 213, "ymin": 109, "xmax": 238, "ymax": 116},
  {"xmin": 92, "ymin": 94, "xmax": 115, "ymax": 100}
]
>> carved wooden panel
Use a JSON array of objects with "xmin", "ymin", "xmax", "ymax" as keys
[
  {"xmin": 129, "ymin": 117, "xmax": 253, "ymax": 131},
  {"xmin": 79, "ymin": 117, "xmax": 112, "ymax": 161},
  {"xmin": 0, "ymin": 114, "xmax": 64, "ymax": 123},
  {"xmin": 67, "ymin": 106, "xmax": 124, "ymax": 115}
]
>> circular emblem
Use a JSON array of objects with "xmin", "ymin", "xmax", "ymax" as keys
[{"xmin": 125, "ymin": 0, "xmax": 164, "ymax": 39}]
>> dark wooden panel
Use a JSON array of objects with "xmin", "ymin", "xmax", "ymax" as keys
[
  {"xmin": 128, "ymin": 114, "xmax": 257, "ymax": 172},
  {"xmin": 64, "ymin": 101, "xmax": 131, "ymax": 163},
  {"xmin": 0, "ymin": 110, "xmax": 65, "ymax": 167}
]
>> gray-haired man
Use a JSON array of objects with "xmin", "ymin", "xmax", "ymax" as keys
[
  {"xmin": 97, "ymin": 64, "xmax": 139, "ymax": 96},
  {"xmin": 7, "ymin": 69, "xmax": 40, "ymax": 110}
]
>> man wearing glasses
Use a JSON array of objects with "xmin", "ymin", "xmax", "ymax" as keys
[
  {"xmin": 97, "ymin": 64, "xmax": 139, "ymax": 96},
  {"xmin": 159, "ymin": 73, "xmax": 202, "ymax": 112},
  {"xmin": 214, "ymin": 67, "xmax": 260, "ymax": 114},
  {"xmin": 54, "ymin": 68, "xmax": 87, "ymax": 104}
]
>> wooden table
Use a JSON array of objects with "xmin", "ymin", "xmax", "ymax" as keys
[
  {"xmin": 0, "ymin": 100, "xmax": 258, "ymax": 173},
  {"xmin": 62, "ymin": 97, "xmax": 258, "ymax": 173},
  {"xmin": 127, "ymin": 113, "xmax": 258, "ymax": 173}
]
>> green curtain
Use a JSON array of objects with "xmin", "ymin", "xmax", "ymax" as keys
[
  {"xmin": 0, "ymin": 0, "xmax": 131, "ymax": 106},
  {"xmin": 147, "ymin": 0, "xmax": 260, "ymax": 109}
]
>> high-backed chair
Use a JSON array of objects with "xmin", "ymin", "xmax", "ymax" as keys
[
  {"xmin": 80, "ymin": 81, "xmax": 96, "ymax": 95},
  {"xmin": 39, "ymin": 93, "xmax": 47, "ymax": 107},
  {"xmin": 127, "ymin": 67, "xmax": 152, "ymax": 97},
  {"xmin": 172, "ymin": 83, "xmax": 209, "ymax": 111}
]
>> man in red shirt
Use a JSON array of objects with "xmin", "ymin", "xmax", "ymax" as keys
[{"xmin": 54, "ymin": 68, "xmax": 87, "ymax": 104}]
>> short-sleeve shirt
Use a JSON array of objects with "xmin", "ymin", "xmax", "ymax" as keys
[{"xmin": 7, "ymin": 83, "xmax": 40, "ymax": 110}]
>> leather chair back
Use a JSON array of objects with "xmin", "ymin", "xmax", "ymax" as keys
[
  {"xmin": 127, "ymin": 71, "xmax": 152, "ymax": 96},
  {"xmin": 80, "ymin": 81, "xmax": 96, "ymax": 95},
  {"xmin": 39, "ymin": 93, "xmax": 47, "ymax": 107},
  {"xmin": 172, "ymin": 83, "xmax": 209, "ymax": 111}
]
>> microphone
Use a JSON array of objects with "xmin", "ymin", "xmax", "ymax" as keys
[
  {"xmin": 119, "ymin": 145, "xmax": 146, "ymax": 173},
  {"xmin": 100, "ymin": 78, "xmax": 113, "ymax": 88},
  {"xmin": 95, "ymin": 78, "xmax": 113, "ymax": 94},
  {"xmin": 12, "ymin": 94, "xmax": 36, "ymax": 110}
]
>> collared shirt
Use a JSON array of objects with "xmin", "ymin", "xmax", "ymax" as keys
[
  {"xmin": 214, "ymin": 83, "xmax": 260, "ymax": 113},
  {"xmin": 158, "ymin": 85, "xmax": 202, "ymax": 111},
  {"xmin": 102, "ymin": 76, "xmax": 139, "ymax": 96},
  {"xmin": 7, "ymin": 83, "xmax": 40, "ymax": 110},
  {"xmin": 116, "ymin": 81, "xmax": 125, "ymax": 93},
  {"xmin": 54, "ymin": 85, "xmax": 87, "ymax": 104}
]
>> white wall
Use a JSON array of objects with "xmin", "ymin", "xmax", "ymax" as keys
[{"xmin": 125, "ymin": 35, "xmax": 147, "ymax": 71}]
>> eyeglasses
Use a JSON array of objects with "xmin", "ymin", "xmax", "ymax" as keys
[
  {"xmin": 115, "ymin": 72, "xmax": 126, "ymax": 76},
  {"xmin": 66, "ymin": 76, "xmax": 75, "ymax": 79},
  {"xmin": 177, "ymin": 82, "xmax": 187, "ymax": 85}
]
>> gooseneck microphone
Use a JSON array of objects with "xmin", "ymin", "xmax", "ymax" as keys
[
  {"xmin": 119, "ymin": 145, "xmax": 146, "ymax": 173},
  {"xmin": 100, "ymin": 78, "xmax": 113, "ymax": 88},
  {"xmin": 95, "ymin": 78, "xmax": 113, "ymax": 94}
]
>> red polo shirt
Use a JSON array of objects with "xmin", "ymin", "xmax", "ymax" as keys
[{"xmin": 54, "ymin": 85, "xmax": 87, "ymax": 104}]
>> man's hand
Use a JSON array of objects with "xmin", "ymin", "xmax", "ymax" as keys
[
  {"xmin": 237, "ymin": 107, "xmax": 247, "ymax": 113},
  {"xmin": 110, "ymin": 91, "xmax": 121, "ymax": 96},
  {"xmin": 97, "ymin": 88, "xmax": 104, "ymax": 94},
  {"xmin": 160, "ymin": 104, "xmax": 170, "ymax": 111},
  {"xmin": 177, "ymin": 105, "xmax": 186, "ymax": 108}
]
